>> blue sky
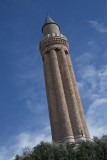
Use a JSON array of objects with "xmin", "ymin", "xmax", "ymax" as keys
[{"xmin": 0, "ymin": 0, "xmax": 107, "ymax": 159}]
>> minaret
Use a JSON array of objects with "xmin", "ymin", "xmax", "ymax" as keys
[{"xmin": 39, "ymin": 15, "xmax": 90, "ymax": 144}]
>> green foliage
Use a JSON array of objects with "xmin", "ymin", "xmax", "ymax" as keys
[{"xmin": 14, "ymin": 135, "xmax": 107, "ymax": 160}]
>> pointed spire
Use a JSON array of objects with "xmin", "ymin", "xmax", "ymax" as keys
[
  {"xmin": 42, "ymin": 13, "xmax": 60, "ymax": 33},
  {"xmin": 45, "ymin": 14, "xmax": 55, "ymax": 24}
]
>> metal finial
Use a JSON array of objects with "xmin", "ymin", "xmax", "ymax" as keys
[{"xmin": 47, "ymin": 11, "xmax": 48, "ymax": 17}]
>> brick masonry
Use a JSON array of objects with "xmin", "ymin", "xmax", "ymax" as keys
[{"xmin": 39, "ymin": 21, "xmax": 90, "ymax": 143}]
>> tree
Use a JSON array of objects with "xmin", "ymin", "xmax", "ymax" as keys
[{"xmin": 14, "ymin": 135, "xmax": 107, "ymax": 160}]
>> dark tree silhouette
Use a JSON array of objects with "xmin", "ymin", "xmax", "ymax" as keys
[{"xmin": 14, "ymin": 135, "xmax": 107, "ymax": 160}]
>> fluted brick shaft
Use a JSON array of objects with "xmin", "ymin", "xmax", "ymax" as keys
[
  {"xmin": 43, "ymin": 53, "xmax": 61, "ymax": 141},
  {"xmin": 56, "ymin": 49, "xmax": 84, "ymax": 137},
  {"xmin": 40, "ymin": 16, "xmax": 90, "ymax": 143},
  {"xmin": 66, "ymin": 54, "xmax": 90, "ymax": 139},
  {"xmin": 50, "ymin": 49, "xmax": 74, "ymax": 141}
]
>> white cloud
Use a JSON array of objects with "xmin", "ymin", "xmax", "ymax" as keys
[
  {"xmin": 89, "ymin": 20, "xmax": 107, "ymax": 33},
  {"xmin": 104, "ymin": 51, "xmax": 107, "ymax": 58},
  {"xmin": 3, "ymin": 45, "xmax": 51, "ymax": 160},
  {"xmin": 105, "ymin": 4, "xmax": 107, "ymax": 10},
  {"xmin": 14, "ymin": 49, "xmax": 47, "ymax": 114},
  {"xmin": 76, "ymin": 53, "xmax": 107, "ymax": 138},
  {"xmin": 0, "ymin": 127, "xmax": 51, "ymax": 160},
  {"xmin": 75, "ymin": 52, "xmax": 92, "ymax": 64},
  {"xmin": 86, "ymin": 98, "xmax": 107, "ymax": 138},
  {"xmin": 88, "ymin": 41, "xmax": 96, "ymax": 48},
  {"xmin": 78, "ymin": 63, "xmax": 107, "ymax": 96},
  {"xmin": 78, "ymin": 65, "xmax": 97, "ymax": 94}
]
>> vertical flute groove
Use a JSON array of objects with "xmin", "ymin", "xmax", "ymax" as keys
[
  {"xmin": 57, "ymin": 49, "xmax": 84, "ymax": 137},
  {"xmin": 50, "ymin": 49, "xmax": 74, "ymax": 141},
  {"xmin": 43, "ymin": 53, "xmax": 61, "ymax": 141},
  {"xmin": 66, "ymin": 54, "xmax": 90, "ymax": 139}
]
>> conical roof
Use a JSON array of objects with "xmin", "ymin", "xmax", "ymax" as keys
[
  {"xmin": 42, "ymin": 14, "xmax": 60, "ymax": 32},
  {"xmin": 45, "ymin": 15, "xmax": 55, "ymax": 24}
]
